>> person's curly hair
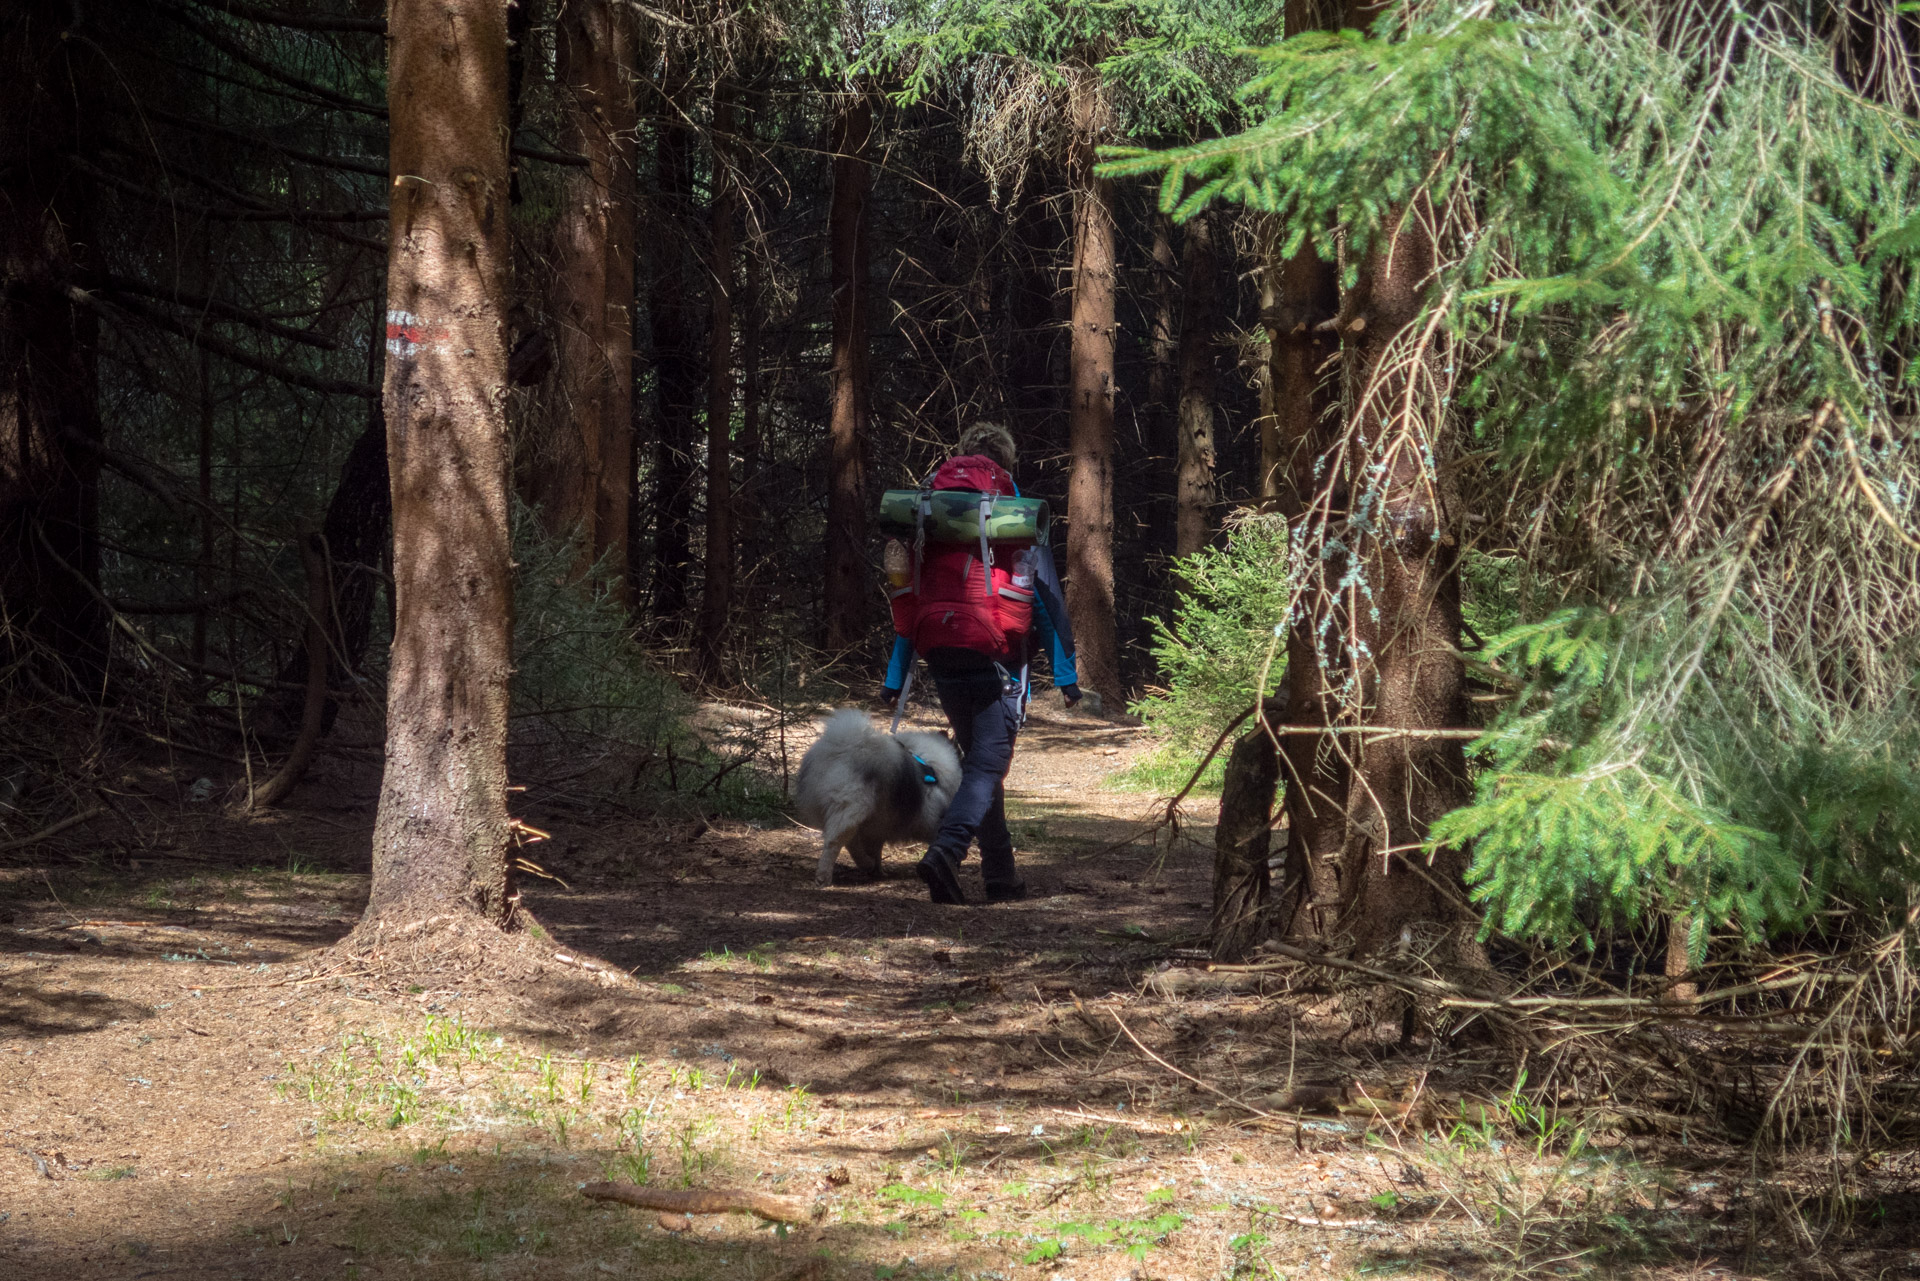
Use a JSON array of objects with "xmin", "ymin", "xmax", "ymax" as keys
[{"xmin": 957, "ymin": 421, "xmax": 1018, "ymax": 470}]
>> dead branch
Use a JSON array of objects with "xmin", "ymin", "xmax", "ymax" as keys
[
  {"xmin": 190, "ymin": 0, "xmax": 387, "ymax": 33},
  {"xmin": 241, "ymin": 533, "xmax": 331, "ymax": 811},
  {"xmin": 69, "ymin": 287, "xmax": 381, "ymax": 399},
  {"xmin": 1109, "ymin": 1009, "xmax": 1282, "ymax": 1120},
  {"xmin": 0, "ymin": 806, "xmax": 109, "ymax": 854},
  {"xmin": 580, "ymin": 1182, "xmax": 810, "ymax": 1223}
]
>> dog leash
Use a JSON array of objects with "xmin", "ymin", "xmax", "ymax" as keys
[{"xmin": 889, "ymin": 651, "xmax": 917, "ymax": 735}]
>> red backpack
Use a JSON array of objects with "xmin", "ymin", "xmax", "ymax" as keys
[{"xmin": 887, "ymin": 455, "xmax": 1036, "ymax": 663}]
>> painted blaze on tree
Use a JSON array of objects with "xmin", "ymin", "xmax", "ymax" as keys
[{"xmin": 364, "ymin": 0, "xmax": 516, "ymax": 929}]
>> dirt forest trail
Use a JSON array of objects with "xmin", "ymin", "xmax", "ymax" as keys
[
  {"xmin": 2, "ymin": 706, "xmax": 1883, "ymax": 1279},
  {"xmin": 0, "ymin": 706, "xmax": 1294, "ymax": 1281}
]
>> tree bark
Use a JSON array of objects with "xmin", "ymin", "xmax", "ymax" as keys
[
  {"xmin": 364, "ymin": 0, "xmax": 515, "ymax": 929},
  {"xmin": 1211, "ymin": 726, "xmax": 1278, "ymax": 961},
  {"xmin": 536, "ymin": 0, "xmax": 632, "ymax": 585},
  {"xmin": 1174, "ymin": 212, "xmax": 1220, "ymax": 558},
  {"xmin": 736, "ymin": 230, "xmax": 765, "ymax": 576},
  {"xmin": 195, "ymin": 347, "xmax": 215, "ymax": 666},
  {"xmin": 1266, "ymin": 227, "xmax": 1348, "ymax": 940},
  {"xmin": 697, "ymin": 83, "xmax": 738, "ymax": 679},
  {"xmin": 1328, "ymin": 199, "xmax": 1471, "ymax": 956},
  {"xmin": 649, "ymin": 64, "xmax": 700, "ymax": 622},
  {"xmin": 823, "ymin": 93, "xmax": 872, "ymax": 656},
  {"xmin": 0, "ymin": 5, "xmax": 107, "ymax": 696},
  {"xmin": 596, "ymin": 3, "xmax": 638, "ymax": 596},
  {"xmin": 1065, "ymin": 74, "xmax": 1121, "ymax": 703},
  {"xmin": 1149, "ymin": 213, "xmax": 1177, "ymax": 553}
]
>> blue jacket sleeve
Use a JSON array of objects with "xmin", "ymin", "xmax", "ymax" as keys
[
  {"xmin": 1028, "ymin": 544, "xmax": 1077, "ymax": 687},
  {"xmin": 883, "ymin": 634, "xmax": 913, "ymax": 691}
]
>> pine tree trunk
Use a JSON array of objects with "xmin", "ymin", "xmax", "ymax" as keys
[
  {"xmin": 363, "ymin": 0, "xmax": 515, "ymax": 929},
  {"xmin": 596, "ymin": 6, "xmax": 637, "ymax": 601},
  {"xmin": 1211, "ymin": 725, "xmax": 1278, "ymax": 961},
  {"xmin": 823, "ymin": 93, "xmax": 872, "ymax": 655},
  {"xmin": 697, "ymin": 84, "xmax": 737, "ymax": 679},
  {"xmin": 195, "ymin": 347, "xmax": 214, "ymax": 666},
  {"xmin": 649, "ymin": 64, "xmax": 700, "ymax": 622},
  {"xmin": 532, "ymin": 0, "xmax": 614, "ymax": 557},
  {"xmin": 1330, "ymin": 201, "xmax": 1471, "ymax": 956},
  {"xmin": 1174, "ymin": 212, "xmax": 1219, "ymax": 558},
  {"xmin": 538, "ymin": 0, "xmax": 633, "ymax": 594},
  {"xmin": 1066, "ymin": 75, "xmax": 1121, "ymax": 703},
  {"xmin": 0, "ymin": 6, "xmax": 106, "ymax": 696},
  {"xmin": 1149, "ymin": 214, "xmax": 1177, "ymax": 551},
  {"xmin": 737, "ymin": 238, "xmax": 764, "ymax": 577},
  {"xmin": 1267, "ymin": 229, "xmax": 1349, "ymax": 941}
]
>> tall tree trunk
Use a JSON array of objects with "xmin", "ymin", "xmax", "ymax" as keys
[
  {"xmin": 649, "ymin": 65, "xmax": 700, "ymax": 622},
  {"xmin": 1268, "ymin": 228, "xmax": 1349, "ymax": 940},
  {"xmin": 0, "ymin": 5, "xmax": 106, "ymax": 696},
  {"xmin": 697, "ymin": 84, "xmax": 737, "ymax": 679},
  {"xmin": 536, "ymin": 0, "xmax": 630, "ymax": 571},
  {"xmin": 737, "ymin": 233, "xmax": 765, "ymax": 577},
  {"xmin": 1269, "ymin": 0, "xmax": 1365, "ymax": 946},
  {"xmin": 734, "ymin": 74, "xmax": 769, "ymax": 578},
  {"xmin": 1065, "ymin": 74, "xmax": 1121, "ymax": 703},
  {"xmin": 823, "ymin": 92, "xmax": 872, "ymax": 656},
  {"xmin": 595, "ymin": 5, "xmax": 637, "ymax": 599},
  {"xmin": 1329, "ymin": 200, "xmax": 1471, "ymax": 956},
  {"xmin": 1174, "ymin": 212, "xmax": 1220, "ymax": 558},
  {"xmin": 363, "ymin": 0, "xmax": 515, "ymax": 930},
  {"xmin": 1149, "ymin": 213, "xmax": 1177, "ymax": 553},
  {"xmin": 195, "ymin": 347, "xmax": 215, "ymax": 667}
]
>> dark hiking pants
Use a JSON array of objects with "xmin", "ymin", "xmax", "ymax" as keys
[{"xmin": 925, "ymin": 667, "xmax": 1023, "ymax": 894}]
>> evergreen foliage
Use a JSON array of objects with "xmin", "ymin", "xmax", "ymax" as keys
[
  {"xmin": 1114, "ymin": 0, "xmax": 1920, "ymax": 949},
  {"xmin": 1130, "ymin": 513, "xmax": 1290, "ymax": 751},
  {"xmin": 873, "ymin": 0, "xmax": 1270, "ymax": 135},
  {"xmin": 1430, "ymin": 606, "xmax": 1920, "ymax": 952}
]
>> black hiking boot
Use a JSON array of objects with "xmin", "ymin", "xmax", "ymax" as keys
[
  {"xmin": 916, "ymin": 853, "xmax": 966, "ymax": 905},
  {"xmin": 984, "ymin": 881, "xmax": 1028, "ymax": 903}
]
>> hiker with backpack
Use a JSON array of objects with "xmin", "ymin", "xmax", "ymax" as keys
[{"xmin": 878, "ymin": 422, "xmax": 1080, "ymax": 905}]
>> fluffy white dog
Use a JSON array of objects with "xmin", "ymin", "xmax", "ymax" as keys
[{"xmin": 794, "ymin": 709, "xmax": 961, "ymax": 887}]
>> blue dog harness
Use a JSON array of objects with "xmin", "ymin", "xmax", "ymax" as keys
[{"xmin": 909, "ymin": 752, "xmax": 938, "ymax": 787}]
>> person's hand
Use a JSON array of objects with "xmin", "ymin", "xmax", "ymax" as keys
[
  {"xmin": 1060, "ymin": 683, "xmax": 1082, "ymax": 708},
  {"xmin": 879, "ymin": 687, "xmax": 901, "ymax": 709}
]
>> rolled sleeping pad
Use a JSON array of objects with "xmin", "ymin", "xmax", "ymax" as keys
[{"xmin": 877, "ymin": 489, "xmax": 1050, "ymax": 544}]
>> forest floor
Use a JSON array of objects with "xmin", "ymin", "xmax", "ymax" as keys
[{"xmin": 1, "ymin": 701, "xmax": 1915, "ymax": 1280}]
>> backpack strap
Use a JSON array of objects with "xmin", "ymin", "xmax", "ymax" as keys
[
  {"xmin": 911, "ymin": 490, "xmax": 931, "ymax": 597},
  {"xmin": 978, "ymin": 494, "xmax": 993, "ymax": 590}
]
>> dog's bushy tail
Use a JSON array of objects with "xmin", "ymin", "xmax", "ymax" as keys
[{"xmin": 815, "ymin": 708, "xmax": 876, "ymax": 746}]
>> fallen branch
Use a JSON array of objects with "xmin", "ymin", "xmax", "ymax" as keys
[
  {"xmin": 580, "ymin": 1182, "xmax": 810, "ymax": 1224},
  {"xmin": 1217, "ymin": 940, "xmax": 1506, "ymax": 1005},
  {"xmin": 1109, "ymin": 1009, "xmax": 1282, "ymax": 1120},
  {"xmin": 0, "ymin": 806, "xmax": 108, "ymax": 854},
  {"xmin": 1269, "ymin": 1212, "xmax": 1384, "ymax": 1230}
]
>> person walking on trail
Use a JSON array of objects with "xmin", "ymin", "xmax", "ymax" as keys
[{"xmin": 879, "ymin": 422, "xmax": 1080, "ymax": 905}]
